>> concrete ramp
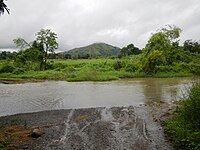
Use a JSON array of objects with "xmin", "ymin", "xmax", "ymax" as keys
[{"xmin": 0, "ymin": 106, "xmax": 173, "ymax": 150}]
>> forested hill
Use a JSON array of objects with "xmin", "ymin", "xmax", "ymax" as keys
[{"xmin": 63, "ymin": 43, "xmax": 121, "ymax": 58}]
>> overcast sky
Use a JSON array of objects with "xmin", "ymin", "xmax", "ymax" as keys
[{"xmin": 0, "ymin": 0, "xmax": 200, "ymax": 51}]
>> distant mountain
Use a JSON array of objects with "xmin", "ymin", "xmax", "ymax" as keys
[{"xmin": 63, "ymin": 43, "xmax": 121, "ymax": 58}]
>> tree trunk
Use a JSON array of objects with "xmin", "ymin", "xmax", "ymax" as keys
[{"xmin": 44, "ymin": 50, "xmax": 47, "ymax": 70}]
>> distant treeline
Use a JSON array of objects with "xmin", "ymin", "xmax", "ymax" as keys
[{"xmin": 0, "ymin": 51, "xmax": 17, "ymax": 60}]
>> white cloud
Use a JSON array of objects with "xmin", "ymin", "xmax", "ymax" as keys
[
  {"xmin": 0, "ymin": 0, "xmax": 200, "ymax": 51},
  {"xmin": 97, "ymin": 28, "xmax": 129, "ymax": 38}
]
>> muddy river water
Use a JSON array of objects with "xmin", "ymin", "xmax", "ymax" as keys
[{"xmin": 0, "ymin": 77, "xmax": 198, "ymax": 116}]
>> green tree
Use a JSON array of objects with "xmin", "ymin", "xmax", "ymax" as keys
[
  {"xmin": 142, "ymin": 25, "xmax": 182, "ymax": 73},
  {"xmin": 120, "ymin": 43, "xmax": 141, "ymax": 57},
  {"xmin": 14, "ymin": 41, "xmax": 44, "ymax": 70},
  {"xmin": 64, "ymin": 54, "xmax": 72, "ymax": 59},
  {"xmin": 36, "ymin": 29, "xmax": 58, "ymax": 69},
  {"xmin": 143, "ymin": 32, "xmax": 171, "ymax": 55},
  {"xmin": 0, "ymin": 51, "xmax": 16, "ymax": 60},
  {"xmin": 161, "ymin": 25, "xmax": 182, "ymax": 44},
  {"xmin": 142, "ymin": 50, "xmax": 165, "ymax": 74},
  {"xmin": 0, "ymin": 0, "xmax": 9, "ymax": 15},
  {"xmin": 13, "ymin": 38, "xmax": 31, "ymax": 49},
  {"xmin": 144, "ymin": 25, "xmax": 182, "ymax": 55},
  {"xmin": 183, "ymin": 40, "xmax": 200, "ymax": 54}
]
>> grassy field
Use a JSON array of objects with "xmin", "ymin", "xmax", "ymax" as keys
[{"xmin": 0, "ymin": 55, "xmax": 199, "ymax": 82}]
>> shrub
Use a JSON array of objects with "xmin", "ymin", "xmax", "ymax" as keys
[
  {"xmin": 164, "ymin": 84, "xmax": 200, "ymax": 150},
  {"xmin": 179, "ymin": 84, "xmax": 200, "ymax": 129},
  {"xmin": 155, "ymin": 65, "xmax": 173, "ymax": 73},
  {"xmin": 12, "ymin": 67, "xmax": 25, "ymax": 75},
  {"xmin": 188, "ymin": 63, "xmax": 200, "ymax": 75},
  {"xmin": 51, "ymin": 62, "xmax": 67, "ymax": 70},
  {"xmin": 45, "ymin": 62, "xmax": 53, "ymax": 70},
  {"xmin": 0, "ymin": 65, "xmax": 15, "ymax": 73},
  {"xmin": 113, "ymin": 61, "xmax": 123, "ymax": 70},
  {"xmin": 142, "ymin": 50, "xmax": 165, "ymax": 74},
  {"xmin": 124, "ymin": 63, "xmax": 137, "ymax": 72},
  {"xmin": 164, "ymin": 119, "xmax": 200, "ymax": 150}
]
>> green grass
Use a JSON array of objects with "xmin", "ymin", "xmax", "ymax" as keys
[
  {"xmin": 0, "ymin": 56, "xmax": 199, "ymax": 82},
  {"xmin": 164, "ymin": 84, "xmax": 200, "ymax": 150}
]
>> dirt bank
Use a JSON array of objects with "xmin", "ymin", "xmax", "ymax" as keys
[{"xmin": 0, "ymin": 105, "xmax": 173, "ymax": 150}]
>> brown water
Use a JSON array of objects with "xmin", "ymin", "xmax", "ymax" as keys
[{"xmin": 0, "ymin": 77, "xmax": 198, "ymax": 116}]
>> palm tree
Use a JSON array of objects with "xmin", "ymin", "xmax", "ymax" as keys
[{"xmin": 0, "ymin": 0, "xmax": 9, "ymax": 15}]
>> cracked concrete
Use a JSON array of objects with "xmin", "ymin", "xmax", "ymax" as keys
[{"xmin": 0, "ymin": 105, "xmax": 173, "ymax": 150}]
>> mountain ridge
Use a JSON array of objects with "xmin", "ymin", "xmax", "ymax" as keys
[{"xmin": 62, "ymin": 43, "xmax": 121, "ymax": 58}]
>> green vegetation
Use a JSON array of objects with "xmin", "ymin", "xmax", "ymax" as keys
[
  {"xmin": 63, "ymin": 43, "xmax": 121, "ymax": 59},
  {"xmin": 13, "ymin": 29, "xmax": 58, "ymax": 70},
  {"xmin": 0, "ymin": 58, "xmax": 139, "ymax": 81},
  {"xmin": 119, "ymin": 43, "xmax": 141, "ymax": 57},
  {"xmin": 0, "ymin": 25, "xmax": 200, "ymax": 82},
  {"xmin": 164, "ymin": 84, "xmax": 200, "ymax": 150}
]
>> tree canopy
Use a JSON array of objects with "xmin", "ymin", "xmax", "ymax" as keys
[
  {"xmin": 142, "ymin": 25, "xmax": 183, "ymax": 73},
  {"xmin": 36, "ymin": 29, "xmax": 58, "ymax": 69},
  {"xmin": 120, "ymin": 44, "xmax": 141, "ymax": 57},
  {"xmin": 12, "ymin": 29, "xmax": 58, "ymax": 70},
  {"xmin": 183, "ymin": 40, "xmax": 200, "ymax": 54},
  {"xmin": 13, "ymin": 38, "xmax": 31, "ymax": 49}
]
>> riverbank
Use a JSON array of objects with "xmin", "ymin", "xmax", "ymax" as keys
[
  {"xmin": 0, "ymin": 105, "xmax": 173, "ymax": 150},
  {"xmin": 0, "ymin": 72, "xmax": 195, "ymax": 84},
  {"xmin": 1, "ymin": 58, "xmax": 199, "ymax": 82},
  {"xmin": 162, "ymin": 83, "xmax": 200, "ymax": 150},
  {"xmin": 0, "ymin": 78, "xmax": 45, "ymax": 84}
]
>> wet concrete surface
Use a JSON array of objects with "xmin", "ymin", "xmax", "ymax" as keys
[{"xmin": 0, "ymin": 106, "xmax": 173, "ymax": 150}]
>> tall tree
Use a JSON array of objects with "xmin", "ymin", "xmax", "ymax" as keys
[
  {"xmin": 36, "ymin": 29, "xmax": 58, "ymax": 69},
  {"xmin": 120, "ymin": 44, "xmax": 141, "ymax": 57},
  {"xmin": 161, "ymin": 25, "xmax": 182, "ymax": 44},
  {"xmin": 13, "ymin": 38, "xmax": 44, "ymax": 70},
  {"xmin": 0, "ymin": 0, "xmax": 9, "ymax": 15},
  {"xmin": 142, "ymin": 25, "xmax": 183, "ymax": 73},
  {"xmin": 183, "ymin": 40, "xmax": 200, "ymax": 54},
  {"xmin": 13, "ymin": 38, "xmax": 31, "ymax": 49}
]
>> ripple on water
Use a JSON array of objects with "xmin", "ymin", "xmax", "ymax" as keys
[{"xmin": 0, "ymin": 78, "xmax": 198, "ymax": 116}]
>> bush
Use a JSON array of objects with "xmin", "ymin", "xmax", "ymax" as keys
[
  {"xmin": 156, "ymin": 65, "xmax": 173, "ymax": 73},
  {"xmin": 188, "ymin": 63, "xmax": 200, "ymax": 75},
  {"xmin": 46, "ymin": 62, "xmax": 54, "ymax": 70},
  {"xmin": 51, "ymin": 62, "xmax": 67, "ymax": 70},
  {"xmin": 113, "ymin": 61, "xmax": 123, "ymax": 70},
  {"xmin": 124, "ymin": 63, "xmax": 137, "ymax": 72},
  {"xmin": 0, "ymin": 65, "xmax": 15, "ymax": 73},
  {"xmin": 142, "ymin": 50, "xmax": 165, "ymax": 74},
  {"xmin": 12, "ymin": 67, "xmax": 25, "ymax": 75},
  {"xmin": 164, "ymin": 84, "xmax": 200, "ymax": 150},
  {"xmin": 179, "ymin": 84, "xmax": 200, "ymax": 129},
  {"xmin": 164, "ymin": 119, "xmax": 200, "ymax": 150},
  {"xmin": 161, "ymin": 62, "xmax": 190, "ymax": 73}
]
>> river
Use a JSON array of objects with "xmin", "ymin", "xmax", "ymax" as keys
[{"xmin": 0, "ymin": 77, "xmax": 198, "ymax": 116}]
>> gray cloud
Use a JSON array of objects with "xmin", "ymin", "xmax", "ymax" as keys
[{"xmin": 0, "ymin": 0, "xmax": 200, "ymax": 51}]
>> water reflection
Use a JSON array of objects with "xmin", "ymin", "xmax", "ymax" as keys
[
  {"xmin": 141, "ymin": 78, "xmax": 195, "ymax": 105},
  {"xmin": 0, "ymin": 77, "xmax": 198, "ymax": 116}
]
